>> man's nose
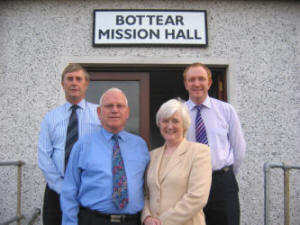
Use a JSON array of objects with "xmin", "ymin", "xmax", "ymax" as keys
[
  {"xmin": 111, "ymin": 105, "xmax": 119, "ymax": 111},
  {"xmin": 71, "ymin": 78, "xmax": 79, "ymax": 85},
  {"xmin": 193, "ymin": 79, "xmax": 201, "ymax": 86}
]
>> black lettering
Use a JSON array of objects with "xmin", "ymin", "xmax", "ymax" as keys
[
  {"xmin": 126, "ymin": 15, "xmax": 136, "ymax": 25},
  {"xmin": 111, "ymin": 29, "xmax": 114, "ymax": 39},
  {"xmin": 124, "ymin": 29, "xmax": 132, "ymax": 39},
  {"xmin": 165, "ymin": 16, "xmax": 175, "ymax": 25},
  {"xmin": 176, "ymin": 29, "xmax": 186, "ymax": 39},
  {"xmin": 194, "ymin": 29, "xmax": 202, "ymax": 39},
  {"xmin": 146, "ymin": 15, "xmax": 155, "ymax": 25},
  {"xmin": 156, "ymin": 15, "xmax": 163, "ymax": 25},
  {"xmin": 137, "ymin": 29, "xmax": 148, "ymax": 39},
  {"xmin": 176, "ymin": 16, "xmax": 184, "ymax": 25},
  {"xmin": 186, "ymin": 30, "xmax": 193, "ymax": 40},
  {"xmin": 99, "ymin": 29, "xmax": 110, "ymax": 39},
  {"xmin": 149, "ymin": 29, "xmax": 160, "ymax": 39},
  {"xmin": 115, "ymin": 29, "xmax": 123, "ymax": 39},
  {"xmin": 116, "ymin": 15, "xmax": 124, "ymax": 25},
  {"xmin": 165, "ymin": 29, "xmax": 175, "ymax": 39},
  {"xmin": 136, "ymin": 15, "xmax": 145, "ymax": 25}
]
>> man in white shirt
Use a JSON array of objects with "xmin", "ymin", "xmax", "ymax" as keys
[{"xmin": 183, "ymin": 62, "xmax": 246, "ymax": 225}]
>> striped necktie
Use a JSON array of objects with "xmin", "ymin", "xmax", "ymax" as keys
[
  {"xmin": 64, "ymin": 104, "xmax": 79, "ymax": 169},
  {"xmin": 195, "ymin": 105, "xmax": 208, "ymax": 145},
  {"xmin": 112, "ymin": 134, "xmax": 128, "ymax": 209}
]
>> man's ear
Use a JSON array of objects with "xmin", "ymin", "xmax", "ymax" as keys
[
  {"xmin": 183, "ymin": 80, "xmax": 188, "ymax": 90},
  {"xmin": 126, "ymin": 106, "xmax": 130, "ymax": 120},
  {"xmin": 208, "ymin": 79, "xmax": 213, "ymax": 89},
  {"xmin": 97, "ymin": 106, "xmax": 101, "ymax": 118}
]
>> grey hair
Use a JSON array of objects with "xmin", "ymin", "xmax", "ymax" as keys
[
  {"xmin": 99, "ymin": 87, "xmax": 128, "ymax": 106},
  {"xmin": 156, "ymin": 98, "xmax": 191, "ymax": 137}
]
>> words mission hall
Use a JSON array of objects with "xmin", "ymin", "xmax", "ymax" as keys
[{"xmin": 97, "ymin": 14, "xmax": 203, "ymax": 40}]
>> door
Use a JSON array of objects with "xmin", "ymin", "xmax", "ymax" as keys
[
  {"xmin": 86, "ymin": 72, "xmax": 150, "ymax": 147},
  {"xmin": 86, "ymin": 67, "xmax": 226, "ymax": 149}
]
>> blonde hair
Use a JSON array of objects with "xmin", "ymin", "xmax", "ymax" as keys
[{"xmin": 183, "ymin": 62, "xmax": 212, "ymax": 81}]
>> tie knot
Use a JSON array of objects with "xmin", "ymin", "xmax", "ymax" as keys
[
  {"xmin": 195, "ymin": 104, "xmax": 203, "ymax": 111},
  {"xmin": 112, "ymin": 134, "xmax": 119, "ymax": 142},
  {"xmin": 71, "ymin": 104, "xmax": 79, "ymax": 111}
]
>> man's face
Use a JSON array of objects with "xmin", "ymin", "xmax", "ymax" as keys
[
  {"xmin": 184, "ymin": 66, "xmax": 212, "ymax": 104},
  {"xmin": 61, "ymin": 69, "xmax": 89, "ymax": 104},
  {"xmin": 97, "ymin": 91, "xmax": 130, "ymax": 134}
]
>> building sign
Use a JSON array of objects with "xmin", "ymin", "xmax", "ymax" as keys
[{"xmin": 93, "ymin": 10, "xmax": 207, "ymax": 46}]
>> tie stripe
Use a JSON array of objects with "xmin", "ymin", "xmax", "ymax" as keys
[
  {"xmin": 195, "ymin": 105, "xmax": 208, "ymax": 145},
  {"xmin": 65, "ymin": 105, "xmax": 79, "ymax": 169}
]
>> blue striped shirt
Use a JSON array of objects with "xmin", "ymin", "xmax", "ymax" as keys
[
  {"xmin": 61, "ymin": 127, "xmax": 150, "ymax": 225},
  {"xmin": 186, "ymin": 96, "xmax": 246, "ymax": 174},
  {"xmin": 38, "ymin": 99, "xmax": 101, "ymax": 194}
]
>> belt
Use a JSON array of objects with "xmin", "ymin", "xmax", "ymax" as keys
[
  {"xmin": 213, "ymin": 165, "xmax": 233, "ymax": 176},
  {"xmin": 80, "ymin": 206, "xmax": 140, "ymax": 223}
]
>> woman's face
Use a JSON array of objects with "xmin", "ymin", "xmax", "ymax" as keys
[{"xmin": 159, "ymin": 111, "xmax": 184, "ymax": 145}]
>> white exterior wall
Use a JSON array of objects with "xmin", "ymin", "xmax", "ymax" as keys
[{"xmin": 0, "ymin": 1, "xmax": 299, "ymax": 224}]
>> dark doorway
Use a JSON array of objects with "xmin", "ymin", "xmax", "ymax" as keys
[
  {"xmin": 86, "ymin": 65, "xmax": 227, "ymax": 149},
  {"xmin": 150, "ymin": 68, "xmax": 226, "ymax": 149}
]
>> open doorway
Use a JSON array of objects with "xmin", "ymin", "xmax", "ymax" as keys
[
  {"xmin": 86, "ymin": 65, "xmax": 227, "ymax": 149},
  {"xmin": 149, "ymin": 68, "xmax": 226, "ymax": 148}
]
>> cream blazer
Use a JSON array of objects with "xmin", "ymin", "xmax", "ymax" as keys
[{"xmin": 142, "ymin": 138, "xmax": 212, "ymax": 225}]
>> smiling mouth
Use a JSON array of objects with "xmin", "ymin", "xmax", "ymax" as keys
[{"xmin": 165, "ymin": 130, "xmax": 176, "ymax": 134}]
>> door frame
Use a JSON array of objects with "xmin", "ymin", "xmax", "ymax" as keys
[{"xmin": 89, "ymin": 71, "xmax": 150, "ymax": 147}]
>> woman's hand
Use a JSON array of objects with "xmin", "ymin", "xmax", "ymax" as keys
[{"xmin": 144, "ymin": 216, "xmax": 161, "ymax": 225}]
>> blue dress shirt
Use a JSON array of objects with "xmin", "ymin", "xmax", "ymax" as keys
[
  {"xmin": 60, "ymin": 127, "xmax": 150, "ymax": 225},
  {"xmin": 186, "ymin": 96, "xmax": 246, "ymax": 174},
  {"xmin": 38, "ymin": 99, "xmax": 100, "ymax": 194}
]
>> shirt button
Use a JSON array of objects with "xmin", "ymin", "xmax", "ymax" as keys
[
  {"xmin": 156, "ymin": 212, "xmax": 160, "ymax": 216},
  {"xmin": 156, "ymin": 199, "xmax": 160, "ymax": 203}
]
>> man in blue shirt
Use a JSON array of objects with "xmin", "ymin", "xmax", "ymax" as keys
[
  {"xmin": 183, "ymin": 63, "xmax": 246, "ymax": 225},
  {"xmin": 38, "ymin": 64, "xmax": 100, "ymax": 225},
  {"xmin": 60, "ymin": 88, "xmax": 150, "ymax": 225}
]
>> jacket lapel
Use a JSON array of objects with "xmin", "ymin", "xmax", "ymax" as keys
[
  {"xmin": 160, "ymin": 139, "xmax": 188, "ymax": 183},
  {"xmin": 150, "ymin": 145, "xmax": 165, "ymax": 188}
]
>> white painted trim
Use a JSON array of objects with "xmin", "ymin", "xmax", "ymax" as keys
[{"xmin": 62, "ymin": 56, "xmax": 230, "ymax": 66}]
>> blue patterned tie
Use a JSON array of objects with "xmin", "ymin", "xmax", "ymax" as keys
[
  {"xmin": 65, "ymin": 104, "xmax": 79, "ymax": 169},
  {"xmin": 112, "ymin": 134, "xmax": 128, "ymax": 209},
  {"xmin": 195, "ymin": 105, "xmax": 208, "ymax": 145}
]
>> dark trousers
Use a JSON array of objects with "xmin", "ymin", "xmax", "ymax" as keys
[
  {"xmin": 204, "ymin": 168, "xmax": 240, "ymax": 225},
  {"xmin": 79, "ymin": 207, "xmax": 141, "ymax": 225},
  {"xmin": 42, "ymin": 184, "xmax": 62, "ymax": 225}
]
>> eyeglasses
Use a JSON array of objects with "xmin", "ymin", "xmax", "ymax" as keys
[{"xmin": 102, "ymin": 104, "xmax": 127, "ymax": 110}]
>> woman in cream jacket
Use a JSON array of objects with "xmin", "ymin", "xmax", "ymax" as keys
[{"xmin": 142, "ymin": 99, "xmax": 212, "ymax": 225}]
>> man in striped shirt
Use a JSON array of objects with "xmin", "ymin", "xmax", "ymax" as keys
[
  {"xmin": 38, "ymin": 63, "xmax": 100, "ymax": 225},
  {"xmin": 183, "ymin": 62, "xmax": 246, "ymax": 225}
]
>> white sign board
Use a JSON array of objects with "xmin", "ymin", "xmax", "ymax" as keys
[{"xmin": 93, "ymin": 10, "xmax": 207, "ymax": 46}]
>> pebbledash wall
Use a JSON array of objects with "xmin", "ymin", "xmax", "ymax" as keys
[{"xmin": 0, "ymin": 0, "xmax": 299, "ymax": 225}]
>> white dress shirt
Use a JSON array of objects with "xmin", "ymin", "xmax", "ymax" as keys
[{"xmin": 186, "ymin": 96, "xmax": 246, "ymax": 174}]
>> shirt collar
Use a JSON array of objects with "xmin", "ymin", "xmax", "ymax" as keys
[
  {"xmin": 101, "ymin": 127, "xmax": 126, "ymax": 142},
  {"xmin": 186, "ymin": 96, "xmax": 211, "ymax": 110},
  {"xmin": 65, "ymin": 99, "xmax": 86, "ymax": 111}
]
